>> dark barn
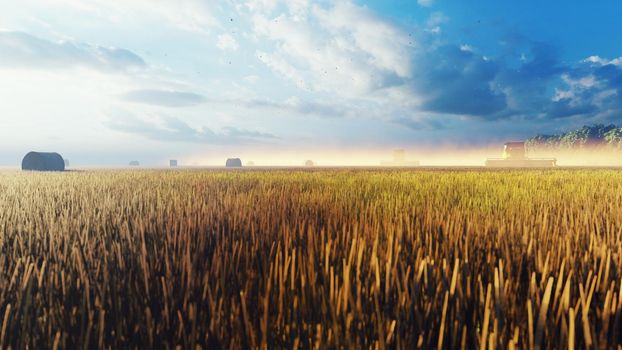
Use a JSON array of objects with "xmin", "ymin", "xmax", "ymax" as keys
[
  {"xmin": 21, "ymin": 152, "xmax": 65, "ymax": 171},
  {"xmin": 225, "ymin": 158, "xmax": 242, "ymax": 167}
]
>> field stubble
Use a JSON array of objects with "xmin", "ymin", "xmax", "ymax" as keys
[{"xmin": 0, "ymin": 169, "xmax": 621, "ymax": 349}]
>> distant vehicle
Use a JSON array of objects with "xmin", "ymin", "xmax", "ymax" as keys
[
  {"xmin": 170, "ymin": 160, "xmax": 178, "ymax": 167},
  {"xmin": 129, "ymin": 160, "xmax": 140, "ymax": 166},
  {"xmin": 22, "ymin": 152, "xmax": 65, "ymax": 171},
  {"xmin": 226, "ymin": 158, "xmax": 242, "ymax": 167},
  {"xmin": 486, "ymin": 142, "xmax": 556, "ymax": 167},
  {"xmin": 380, "ymin": 149, "xmax": 420, "ymax": 167},
  {"xmin": 305, "ymin": 160, "xmax": 315, "ymax": 167}
]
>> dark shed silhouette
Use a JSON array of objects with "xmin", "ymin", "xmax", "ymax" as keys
[
  {"xmin": 22, "ymin": 152, "xmax": 65, "ymax": 171},
  {"xmin": 226, "ymin": 158, "xmax": 242, "ymax": 167}
]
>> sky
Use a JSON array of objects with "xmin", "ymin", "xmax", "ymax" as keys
[{"xmin": 0, "ymin": 0, "xmax": 621, "ymax": 166}]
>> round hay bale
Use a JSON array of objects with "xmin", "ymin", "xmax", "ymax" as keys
[
  {"xmin": 226, "ymin": 158, "xmax": 242, "ymax": 167},
  {"xmin": 21, "ymin": 152, "xmax": 65, "ymax": 171}
]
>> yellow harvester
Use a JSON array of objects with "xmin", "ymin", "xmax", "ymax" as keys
[{"xmin": 485, "ymin": 142, "xmax": 556, "ymax": 167}]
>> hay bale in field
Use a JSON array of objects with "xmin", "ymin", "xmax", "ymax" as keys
[
  {"xmin": 21, "ymin": 151, "xmax": 65, "ymax": 171},
  {"xmin": 226, "ymin": 158, "xmax": 242, "ymax": 167},
  {"xmin": 129, "ymin": 160, "xmax": 140, "ymax": 166}
]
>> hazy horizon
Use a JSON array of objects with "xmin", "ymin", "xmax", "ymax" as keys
[{"xmin": 3, "ymin": 145, "xmax": 622, "ymax": 168}]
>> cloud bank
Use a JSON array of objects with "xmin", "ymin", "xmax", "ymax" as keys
[
  {"xmin": 106, "ymin": 114, "xmax": 277, "ymax": 145},
  {"xmin": 245, "ymin": 1, "xmax": 622, "ymax": 130},
  {"xmin": 0, "ymin": 31, "xmax": 145, "ymax": 72}
]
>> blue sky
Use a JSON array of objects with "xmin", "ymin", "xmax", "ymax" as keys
[{"xmin": 0, "ymin": 0, "xmax": 621, "ymax": 166}]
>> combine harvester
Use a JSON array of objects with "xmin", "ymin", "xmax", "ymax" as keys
[
  {"xmin": 486, "ymin": 142, "xmax": 556, "ymax": 167},
  {"xmin": 381, "ymin": 149, "xmax": 420, "ymax": 167}
]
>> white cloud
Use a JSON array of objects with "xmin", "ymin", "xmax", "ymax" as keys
[
  {"xmin": 427, "ymin": 12, "xmax": 449, "ymax": 27},
  {"xmin": 217, "ymin": 33, "xmax": 239, "ymax": 51},
  {"xmin": 552, "ymin": 88, "xmax": 574, "ymax": 102},
  {"xmin": 243, "ymin": 75, "xmax": 260, "ymax": 84},
  {"xmin": 417, "ymin": 0, "xmax": 434, "ymax": 7},
  {"xmin": 553, "ymin": 74, "xmax": 599, "ymax": 103},
  {"xmin": 52, "ymin": 0, "xmax": 221, "ymax": 34},
  {"xmin": 106, "ymin": 113, "xmax": 277, "ymax": 145},
  {"xmin": 250, "ymin": 1, "xmax": 413, "ymax": 97},
  {"xmin": 426, "ymin": 26, "xmax": 441, "ymax": 34},
  {"xmin": 0, "ymin": 31, "xmax": 145, "ymax": 72},
  {"xmin": 314, "ymin": 3, "xmax": 412, "ymax": 77},
  {"xmin": 122, "ymin": 89, "xmax": 206, "ymax": 107},
  {"xmin": 245, "ymin": 0, "xmax": 279, "ymax": 14},
  {"xmin": 257, "ymin": 50, "xmax": 309, "ymax": 90},
  {"xmin": 0, "ymin": 65, "xmax": 141, "ymax": 151},
  {"xmin": 584, "ymin": 55, "xmax": 622, "ymax": 66},
  {"xmin": 460, "ymin": 44, "xmax": 474, "ymax": 52},
  {"xmin": 584, "ymin": 55, "xmax": 607, "ymax": 65}
]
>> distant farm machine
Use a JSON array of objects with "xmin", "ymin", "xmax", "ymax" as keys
[{"xmin": 486, "ymin": 142, "xmax": 556, "ymax": 167}]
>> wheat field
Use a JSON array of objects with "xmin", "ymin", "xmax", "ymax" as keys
[{"xmin": 0, "ymin": 169, "xmax": 621, "ymax": 349}]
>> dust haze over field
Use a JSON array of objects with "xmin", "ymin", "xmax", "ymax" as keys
[
  {"xmin": 3, "ymin": 142, "xmax": 621, "ymax": 168},
  {"xmin": 529, "ymin": 148, "xmax": 622, "ymax": 167},
  {"xmin": 181, "ymin": 146, "xmax": 622, "ymax": 168}
]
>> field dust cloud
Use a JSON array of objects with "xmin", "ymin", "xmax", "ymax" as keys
[
  {"xmin": 529, "ymin": 147, "xmax": 622, "ymax": 167},
  {"xmin": 184, "ymin": 144, "xmax": 622, "ymax": 168}
]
